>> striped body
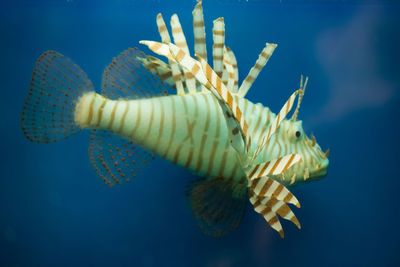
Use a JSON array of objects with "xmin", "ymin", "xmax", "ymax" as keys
[{"xmin": 75, "ymin": 91, "xmax": 303, "ymax": 184}]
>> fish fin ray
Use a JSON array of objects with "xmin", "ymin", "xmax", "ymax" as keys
[
  {"xmin": 21, "ymin": 51, "xmax": 93, "ymax": 143},
  {"xmin": 156, "ymin": 13, "xmax": 185, "ymax": 95},
  {"xmin": 226, "ymin": 47, "xmax": 239, "ymax": 92},
  {"xmin": 249, "ymin": 176, "xmax": 300, "ymax": 208},
  {"xmin": 237, "ymin": 43, "xmax": 277, "ymax": 98},
  {"xmin": 101, "ymin": 47, "xmax": 171, "ymax": 100},
  {"xmin": 252, "ymin": 89, "xmax": 300, "ymax": 160},
  {"xmin": 192, "ymin": 1, "xmax": 207, "ymax": 62},
  {"xmin": 212, "ymin": 17, "xmax": 225, "ymax": 78}
]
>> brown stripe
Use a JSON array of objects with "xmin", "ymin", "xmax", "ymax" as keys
[
  {"xmin": 191, "ymin": 63, "xmax": 200, "ymax": 76},
  {"xmin": 87, "ymin": 94, "xmax": 96, "ymax": 125},
  {"xmin": 261, "ymin": 51, "xmax": 271, "ymax": 60},
  {"xmin": 205, "ymin": 140, "xmax": 218, "ymax": 176},
  {"xmin": 194, "ymin": 37, "xmax": 206, "ymax": 43},
  {"xmin": 173, "ymin": 145, "xmax": 182, "ymax": 164},
  {"xmin": 254, "ymin": 62, "xmax": 263, "ymax": 70},
  {"xmin": 108, "ymin": 101, "xmax": 118, "ymax": 129},
  {"xmin": 185, "ymin": 72, "xmax": 194, "ymax": 79},
  {"xmin": 158, "ymin": 24, "xmax": 167, "ymax": 33},
  {"xmin": 130, "ymin": 100, "xmax": 141, "ymax": 137},
  {"xmin": 213, "ymin": 30, "xmax": 225, "ymax": 36},
  {"xmin": 258, "ymin": 178, "xmax": 273, "ymax": 196},
  {"xmin": 175, "ymin": 42, "xmax": 188, "ymax": 49},
  {"xmin": 172, "ymin": 73, "xmax": 182, "ymax": 81},
  {"xmin": 265, "ymin": 197, "xmax": 279, "ymax": 209},
  {"xmin": 272, "ymin": 184, "xmax": 284, "ymax": 199},
  {"xmin": 269, "ymin": 157, "xmax": 282, "ymax": 174},
  {"xmin": 175, "ymin": 50, "xmax": 185, "ymax": 62},
  {"xmin": 283, "ymin": 193, "xmax": 293, "ymax": 203},
  {"xmin": 285, "ymin": 98, "xmax": 291, "ymax": 115},
  {"xmin": 185, "ymin": 148, "xmax": 194, "ymax": 168},
  {"xmin": 276, "ymin": 203, "xmax": 290, "ymax": 218},
  {"xmin": 258, "ymin": 161, "xmax": 271, "ymax": 178},
  {"xmin": 96, "ymin": 97, "xmax": 107, "ymax": 127},
  {"xmin": 213, "ymin": 43, "xmax": 224, "ymax": 48},
  {"xmin": 162, "ymin": 97, "xmax": 176, "ymax": 158},
  {"xmin": 252, "ymin": 198, "xmax": 262, "ymax": 209},
  {"xmin": 282, "ymin": 154, "xmax": 296, "ymax": 173},
  {"xmin": 153, "ymin": 98, "xmax": 164, "ymax": 151},
  {"xmin": 193, "ymin": 21, "xmax": 204, "ymax": 27},
  {"xmin": 260, "ymin": 206, "xmax": 271, "ymax": 216},
  {"xmin": 141, "ymin": 101, "xmax": 154, "ymax": 144},
  {"xmin": 117, "ymin": 101, "xmax": 130, "ymax": 133},
  {"xmin": 268, "ymin": 215, "xmax": 279, "ymax": 226},
  {"xmin": 159, "ymin": 72, "xmax": 172, "ymax": 81},
  {"xmin": 213, "ymin": 55, "xmax": 224, "ymax": 60},
  {"xmin": 250, "ymin": 176, "xmax": 261, "ymax": 190},
  {"xmin": 252, "ymin": 105, "xmax": 264, "ymax": 142},
  {"xmin": 235, "ymin": 106, "xmax": 242, "ymax": 123},
  {"xmin": 226, "ymin": 92, "xmax": 233, "ymax": 107},
  {"xmin": 249, "ymin": 164, "xmax": 260, "ymax": 179},
  {"xmin": 150, "ymin": 42, "xmax": 162, "ymax": 52},
  {"xmin": 195, "ymin": 134, "xmax": 207, "ymax": 172},
  {"xmin": 244, "ymin": 75, "xmax": 256, "ymax": 84},
  {"xmin": 172, "ymin": 26, "xmax": 183, "ymax": 34},
  {"xmin": 205, "ymin": 64, "xmax": 212, "ymax": 81}
]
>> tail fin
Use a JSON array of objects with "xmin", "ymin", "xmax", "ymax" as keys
[{"xmin": 21, "ymin": 51, "xmax": 94, "ymax": 143}]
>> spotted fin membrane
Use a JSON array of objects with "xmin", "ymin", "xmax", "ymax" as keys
[
  {"xmin": 21, "ymin": 51, "xmax": 93, "ymax": 143},
  {"xmin": 89, "ymin": 48, "xmax": 173, "ymax": 187}
]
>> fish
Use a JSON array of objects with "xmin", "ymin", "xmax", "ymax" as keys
[{"xmin": 21, "ymin": 0, "xmax": 329, "ymax": 238}]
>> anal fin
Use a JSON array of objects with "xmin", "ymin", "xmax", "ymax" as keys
[
  {"xmin": 185, "ymin": 177, "xmax": 248, "ymax": 238},
  {"xmin": 89, "ymin": 130, "xmax": 155, "ymax": 187}
]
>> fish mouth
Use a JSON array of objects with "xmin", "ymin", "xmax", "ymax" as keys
[{"xmin": 311, "ymin": 163, "xmax": 329, "ymax": 179}]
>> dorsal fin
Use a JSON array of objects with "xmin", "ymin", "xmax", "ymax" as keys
[
  {"xmin": 101, "ymin": 47, "xmax": 170, "ymax": 99},
  {"xmin": 222, "ymin": 46, "xmax": 235, "ymax": 91},
  {"xmin": 156, "ymin": 13, "xmax": 185, "ymax": 95},
  {"xmin": 192, "ymin": 0, "xmax": 207, "ymax": 62},
  {"xmin": 185, "ymin": 177, "xmax": 248, "ymax": 238},
  {"xmin": 226, "ymin": 47, "xmax": 239, "ymax": 92},
  {"xmin": 170, "ymin": 14, "xmax": 197, "ymax": 94},
  {"xmin": 212, "ymin": 17, "xmax": 225, "ymax": 78},
  {"xmin": 237, "ymin": 43, "xmax": 277, "ymax": 98},
  {"xmin": 252, "ymin": 89, "xmax": 300, "ymax": 161}
]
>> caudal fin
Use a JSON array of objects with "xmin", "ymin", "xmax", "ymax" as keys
[{"xmin": 21, "ymin": 51, "xmax": 94, "ymax": 143}]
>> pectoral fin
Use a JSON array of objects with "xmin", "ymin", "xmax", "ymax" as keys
[{"xmin": 185, "ymin": 177, "xmax": 248, "ymax": 238}]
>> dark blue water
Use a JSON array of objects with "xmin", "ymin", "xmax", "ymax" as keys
[{"xmin": 1, "ymin": 0, "xmax": 400, "ymax": 266}]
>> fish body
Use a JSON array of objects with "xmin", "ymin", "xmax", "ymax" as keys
[
  {"xmin": 75, "ymin": 91, "xmax": 328, "ymax": 187},
  {"xmin": 21, "ymin": 1, "xmax": 329, "ymax": 238}
]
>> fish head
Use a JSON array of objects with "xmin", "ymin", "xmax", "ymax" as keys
[{"xmin": 277, "ymin": 119, "xmax": 329, "ymax": 185}]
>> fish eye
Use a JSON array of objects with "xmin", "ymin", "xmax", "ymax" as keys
[{"xmin": 295, "ymin": 131, "xmax": 301, "ymax": 138}]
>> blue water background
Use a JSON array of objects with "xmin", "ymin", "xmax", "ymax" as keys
[{"xmin": 1, "ymin": 0, "xmax": 400, "ymax": 266}]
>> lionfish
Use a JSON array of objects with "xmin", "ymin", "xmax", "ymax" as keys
[{"xmin": 21, "ymin": 0, "xmax": 329, "ymax": 238}]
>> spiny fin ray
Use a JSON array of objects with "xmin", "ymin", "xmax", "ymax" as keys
[{"xmin": 237, "ymin": 43, "xmax": 277, "ymax": 98}]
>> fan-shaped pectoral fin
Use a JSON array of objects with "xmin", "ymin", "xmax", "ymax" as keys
[{"xmin": 246, "ymin": 154, "xmax": 302, "ymax": 237}]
